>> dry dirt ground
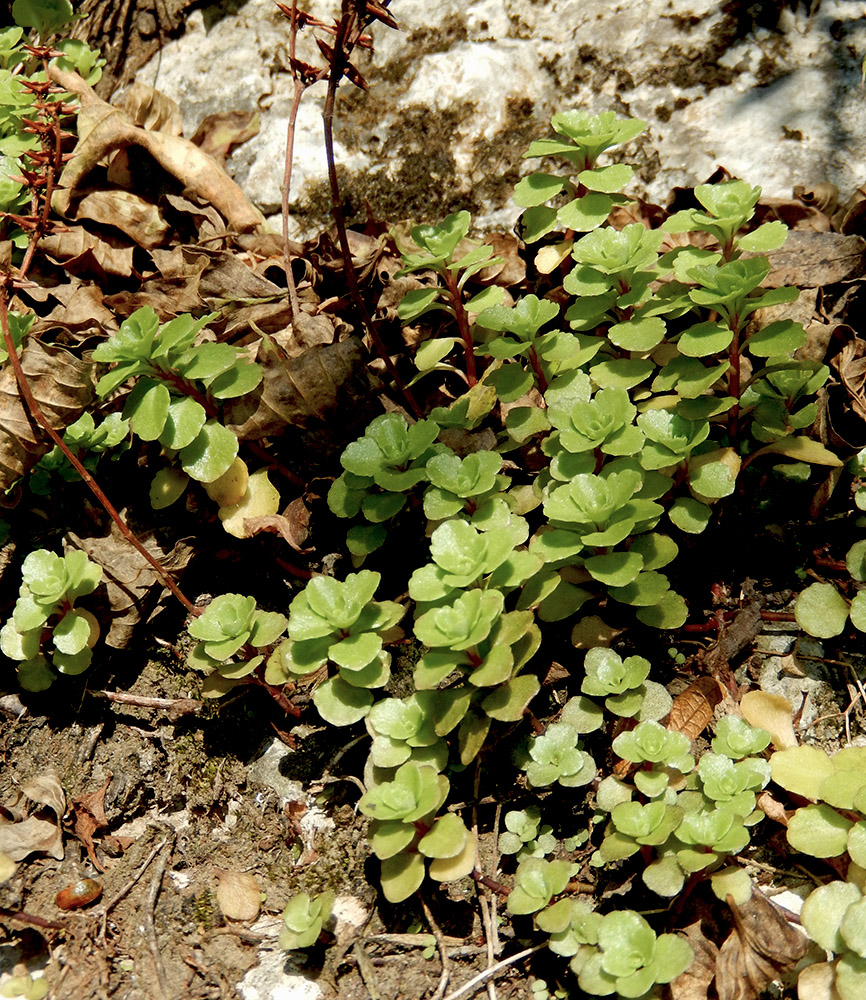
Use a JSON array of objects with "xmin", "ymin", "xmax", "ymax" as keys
[{"xmin": 1, "ymin": 648, "xmax": 537, "ymax": 999}]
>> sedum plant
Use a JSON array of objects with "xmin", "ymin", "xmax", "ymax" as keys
[
  {"xmin": 187, "ymin": 594, "xmax": 288, "ymax": 691},
  {"xmin": 266, "ymin": 571, "xmax": 404, "ymax": 725},
  {"xmin": 498, "ymin": 806, "xmax": 558, "ymax": 861},
  {"xmin": 29, "ymin": 411, "xmax": 129, "ymax": 494},
  {"xmin": 279, "ymin": 890, "xmax": 335, "ymax": 951},
  {"xmin": 358, "ymin": 761, "xmax": 475, "ymax": 902},
  {"xmin": 92, "ymin": 306, "xmax": 262, "ymax": 496},
  {"xmin": 1, "ymin": 548, "xmax": 102, "ymax": 690},
  {"xmin": 394, "ymin": 210, "xmax": 505, "ymax": 386}
]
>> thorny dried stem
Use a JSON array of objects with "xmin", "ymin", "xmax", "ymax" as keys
[{"xmin": 319, "ymin": 1, "xmax": 422, "ymax": 418}]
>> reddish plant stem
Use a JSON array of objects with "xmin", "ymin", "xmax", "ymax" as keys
[
  {"xmin": 280, "ymin": 0, "xmax": 324, "ymax": 321},
  {"xmin": 245, "ymin": 666, "xmax": 301, "ymax": 717},
  {"xmin": 0, "ymin": 292, "xmax": 199, "ymax": 615},
  {"xmin": 681, "ymin": 608, "xmax": 796, "ymax": 634},
  {"xmin": 320, "ymin": 3, "xmax": 421, "ymax": 417},
  {"xmin": 0, "ymin": 59, "xmax": 201, "ymax": 617},
  {"xmin": 471, "ymin": 870, "xmax": 510, "ymax": 896},
  {"xmin": 443, "ymin": 268, "xmax": 477, "ymax": 386},
  {"xmin": 527, "ymin": 344, "xmax": 547, "ymax": 393},
  {"xmin": 0, "ymin": 906, "xmax": 67, "ymax": 931}
]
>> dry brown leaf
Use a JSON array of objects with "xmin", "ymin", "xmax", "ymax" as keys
[
  {"xmin": 793, "ymin": 182, "xmax": 840, "ymax": 216},
  {"xmin": 68, "ymin": 774, "xmax": 112, "ymax": 872},
  {"xmin": 740, "ymin": 690, "xmax": 797, "ymax": 749},
  {"xmin": 213, "ymin": 869, "xmax": 261, "ymax": 922},
  {"xmin": 115, "ymin": 82, "xmax": 183, "ymax": 136},
  {"xmin": 241, "ymin": 496, "xmax": 311, "ymax": 552},
  {"xmin": 34, "ymin": 284, "xmax": 117, "ymax": 335},
  {"xmin": 715, "ymin": 888, "xmax": 808, "ymax": 1000},
  {"xmin": 764, "ymin": 232, "xmax": 866, "ymax": 288},
  {"xmin": 191, "ymin": 110, "xmax": 261, "ymax": 164},
  {"xmin": 669, "ymin": 920, "xmax": 719, "ymax": 1000},
  {"xmin": 831, "ymin": 333, "xmax": 866, "ymax": 424},
  {"xmin": 197, "ymin": 251, "xmax": 284, "ymax": 303},
  {"xmin": 68, "ymin": 520, "xmax": 194, "ymax": 648},
  {"xmin": 40, "ymin": 228, "xmax": 135, "ymax": 278},
  {"xmin": 668, "ymin": 676, "xmax": 725, "ymax": 740},
  {"xmin": 0, "ymin": 339, "xmax": 95, "ymax": 493},
  {"xmin": 0, "ymin": 773, "xmax": 66, "ymax": 862},
  {"xmin": 50, "ymin": 67, "xmax": 266, "ymax": 236},
  {"xmin": 756, "ymin": 790, "xmax": 791, "ymax": 827},
  {"xmin": 224, "ymin": 336, "xmax": 378, "ymax": 453},
  {"xmin": 73, "ymin": 188, "xmax": 169, "ymax": 248}
]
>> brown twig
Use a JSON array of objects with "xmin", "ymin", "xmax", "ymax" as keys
[
  {"xmin": 89, "ymin": 690, "xmax": 204, "ymax": 717},
  {"xmin": 0, "ymin": 294, "xmax": 199, "ymax": 616},
  {"xmin": 279, "ymin": 0, "xmax": 327, "ymax": 320},
  {"xmin": 421, "ymin": 896, "xmax": 451, "ymax": 1000},
  {"xmin": 0, "ymin": 907, "xmax": 68, "ymax": 932},
  {"xmin": 440, "ymin": 944, "xmax": 545, "ymax": 1000}
]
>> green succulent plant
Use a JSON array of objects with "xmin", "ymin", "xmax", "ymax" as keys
[
  {"xmin": 186, "ymin": 594, "xmax": 287, "ymax": 690},
  {"xmin": 279, "ymin": 890, "xmax": 335, "ymax": 950},
  {"xmin": 1, "ymin": 548, "xmax": 103, "ymax": 689},
  {"xmin": 358, "ymin": 761, "xmax": 475, "ymax": 902},
  {"xmin": 498, "ymin": 806, "xmax": 558, "ymax": 860},
  {"xmin": 266, "ymin": 570, "xmax": 404, "ymax": 725},
  {"xmin": 93, "ymin": 306, "xmax": 261, "ymax": 491}
]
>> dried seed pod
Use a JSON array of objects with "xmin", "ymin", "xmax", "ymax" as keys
[{"xmin": 56, "ymin": 878, "xmax": 102, "ymax": 910}]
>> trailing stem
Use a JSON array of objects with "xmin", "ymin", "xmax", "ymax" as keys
[
  {"xmin": 1, "ymin": 52, "xmax": 200, "ymax": 617},
  {"xmin": 443, "ymin": 268, "xmax": 477, "ymax": 386},
  {"xmin": 319, "ymin": 1, "xmax": 422, "ymax": 417}
]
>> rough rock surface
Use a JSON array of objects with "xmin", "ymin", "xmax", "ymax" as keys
[{"xmin": 136, "ymin": 0, "xmax": 866, "ymax": 236}]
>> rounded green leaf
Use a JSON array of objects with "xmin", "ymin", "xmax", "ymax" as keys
[
  {"xmin": 635, "ymin": 591, "xmax": 689, "ymax": 629},
  {"xmin": 158, "ymin": 396, "xmax": 207, "ymax": 450},
  {"xmin": 53, "ymin": 609, "xmax": 92, "ymax": 656},
  {"xmin": 677, "ymin": 321, "xmax": 733, "ymax": 358},
  {"xmin": 847, "ymin": 541, "xmax": 866, "ymax": 583},
  {"xmin": 584, "ymin": 552, "xmax": 643, "ymax": 588},
  {"xmin": 418, "ymin": 813, "xmax": 468, "ymax": 859},
  {"xmin": 209, "ymin": 362, "xmax": 263, "ymax": 399},
  {"xmin": 513, "ymin": 172, "xmax": 565, "ymax": 208},
  {"xmin": 578, "ymin": 163, "xmax": 634, "ymax": 193},
  {"xmin": 747, "ymin": 319, "xmax": 806, "ymax": 357},
  {"xmin": 18, "ymin": 655, "xmax": 54, "ymax": 692},
  {"xmin": 149, "ymin": 467, "xmax": 189, "ymax": 509},
  {"xmin": 736, "ymin": 221, "xmax": 788, "ymax": 253},
  {"xmin": 608, "ymin": 317, "xmax": 666, "ymax": 352},
  {"xmin": 669, "ymin": 497, "xmax": 712, "ymax": 534},
  {"xmin": 380, "ymin": 851, "xmax": 426, "ymax": 903},
  {"xmin": 787, "ymin": 804, "xmax": 853, "ymax": 858},
  {"xmin": 53, "ymin": 646, "xmax": 92, "ymax": 675},
  {"xmin": 851, "ymin": 592, "xmax": 866, "ymax": 633},
  {"xmin": 127, "ymin": 381, "xmax": 171, "ymax": 441},
  {"xmin": 770, "ymin": 745, "xmax": 834, "ymax": 799},
  {"xmin": 837, "ymin": 952, "xmax": 866, "ymax": 1000},
  {"xmin": 312, "ymin": 675, "xmax": 373, "ymax": 726},
  {"xmin": 801, "ymin": 881, "xmax": 862, "ymax": 952},
  {"xmin": 180, "ymin": 421, "xmax": 239, "ymax": 483},
  {"xmin": 0, "ymin": 620, "xmax": 40, "ymax": 661},
  {"xmin": 842, "ymin": 897, "xmax": 866, "ymax": 958},
  {"xmin": 481, "ymin": 675, "xmax": 541, "ymax": 722},
  {"xmin": 689, "ymin": 460, "xmax": 735, "ymax": 500},
  {"xmin": 795, "ymin": 583, "xmax": 850, "ymax": 639}
]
